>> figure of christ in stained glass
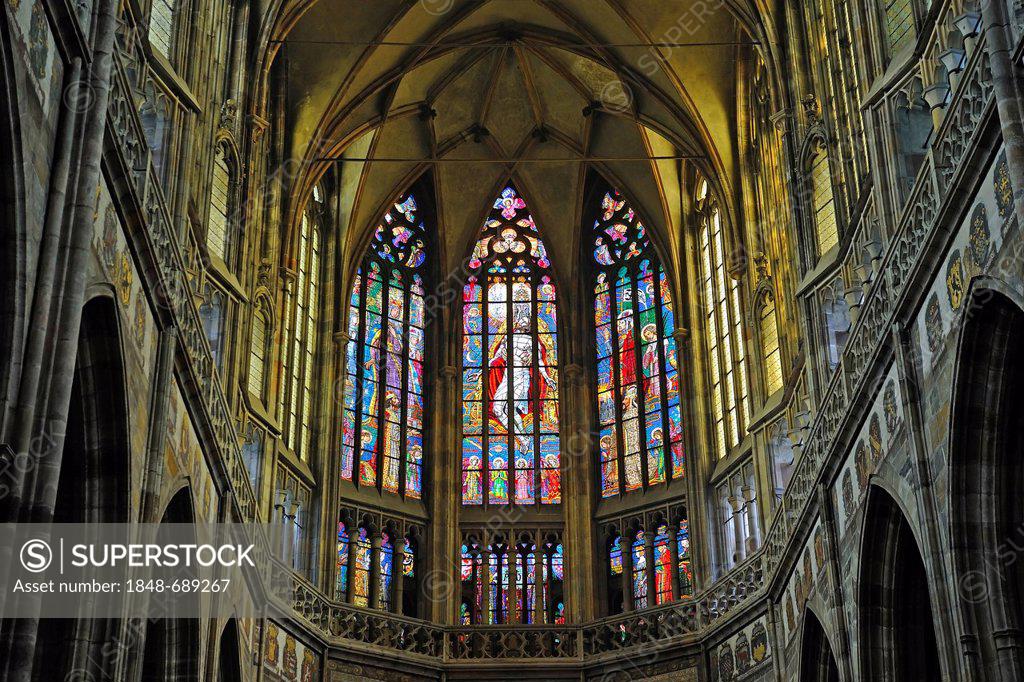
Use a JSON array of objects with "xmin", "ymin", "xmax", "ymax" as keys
[{"xmin": 461, "ymin": 184, "xmax": 561, "ymax": 506}]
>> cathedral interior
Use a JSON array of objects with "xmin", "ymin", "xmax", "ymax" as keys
[{"xmin": 0, "ymin": 0, "xmax": 1022, "ymax": 679}]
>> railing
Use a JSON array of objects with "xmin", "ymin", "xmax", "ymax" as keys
[
  {"xmin": 278, "ymin": 549, "xmax": 763, "ymax": 661},
  {"xmin": 761, "ymin": 30, "xmax": 994, "ymax": 578},
  {"xmin": 108, "ymin": 23, "xmax": 260, "ymax": 525}
]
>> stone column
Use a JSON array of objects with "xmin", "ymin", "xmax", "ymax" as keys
[
  {"xmin": 667, "ymin": 524, "xmax": 682, "ymax": 601},
  {"xmin": 533, "ymin": 531, "xmax": 544, "ymax": 623},
  {"xmin": 506, "ymin": 545, "xmax": 518, "ymax": 624},
  {"xmin": 369, "ymin": 531, "xmax": 383, "ymax": 609},
  {"xmin": 429, "ymin": 366, "xmax": 460, "ymax": 623},
  {"xmin": 346, "ymin": 526, "xmax": 359, "ymax": 605},
  {"xmin": 620, "ymin": 533, "xmax": 634, "ymax": 613},
  {"xmin": 392, "ymin": 535, "xmax": 406, "ymax": 615},
  {"xmin": 480, "ymin": 542, "xmax": 492, "ymax": 624},
  {"xmin": 644, "ymin": 531, "xmax": 656, "ymax": 606},
  {"xmin": 742, "ymin": 485, "xmax": 759, "ymax": 554},
  {"xmin": 728, "ymin": 495, "xmax": 745, "ymax": 563}
]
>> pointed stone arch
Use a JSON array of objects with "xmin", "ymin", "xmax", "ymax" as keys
[
  {"xmin": 858, "ymin": 484, "xmax": 941, "ymax": 681},
  {"xmin": 949, "ymin": 285, "xmax": 1024, "ymax": 680},
  {"xmin": 799, "ymin": 607, "xmax": 840, "ymax": 682}
]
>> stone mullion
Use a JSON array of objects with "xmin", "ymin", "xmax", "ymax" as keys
[
  {"xmin": 480, "ymin": 542, "xmax": 492, "ymax": 624},
  {"xmin": 667, "ymin": 523, "xmax": 682, "ymax": 601},
  {"xmin": 369, "ymin": 531, "xmax": 383, "ymax": 609},
  {"xmin": 392, "ymin": 535, "xmax": 406, "ymax": 615},
  {"xmin": 620, "ymin": 531, "xmax": 634, "ymax": 612},
  {"xmin": 643, "ymin": 531, "xmax": 657, "ymax": 607},
  {"xmin": 533, "ymin": 531, "xmax": 544, "ymax": 622},
  {"xmin": 346, "ymin": 528, "xmax": 360, "ymax": 605}
]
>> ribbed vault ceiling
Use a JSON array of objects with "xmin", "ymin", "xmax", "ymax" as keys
[{"xmin": 273, "ymin": 0, "xmax": 765, "ymax": 279}]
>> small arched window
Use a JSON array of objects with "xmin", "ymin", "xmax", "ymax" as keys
[
  {"xmin": 759, "ymin": 292, "xmax": 784, "ymax": 396},
  {"xmin": 281, "ymin": 206, "xmax": 322, "ymax": 460},
  {"xmin": 148, "ymin": 0, "xmax": 178, "ymax": 57},
  {"xmin": 695, "ymin": 176, "xmax": 751, "ymax": 459},
  {"xmin": 207, "ymin": 144, "xmax": 235, "ymax": 264},
  {"xmin": 808, "ymin": 139, "xmax": 839, "ymax": 257},
  {"xmin": 248, "ymin": 308, "xmax": 269, "ymax": 398},
  {"xmin": 631, "ymin": 531, "xmax": 648, "ymax": 610}
]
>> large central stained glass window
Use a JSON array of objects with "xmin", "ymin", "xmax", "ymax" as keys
[
  {"xmin": 341, "ymin": 193, "xmax": 428, "ymax": 498},
  {"xmin": 592, "ymin": 189, "xmax": 685, "ymax": 498},
  {"xmin": 462, "ymin": 185, "xmax": 561, "ymax": 506}
]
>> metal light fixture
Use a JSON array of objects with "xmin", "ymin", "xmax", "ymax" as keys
[
  {"xmin": 924, "ymin": 82, "xmax": 951, "ymax": 110},
  {"xmin": 939, "ymin": 47, "xmax": 967, "ymax": 75},
  {"xmin": 954, "ymin": 11, "xmax": 982, "ymax": 39}
]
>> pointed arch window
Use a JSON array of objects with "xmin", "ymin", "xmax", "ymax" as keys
[
  {"xmin": 695, "ymin": 178, "xmax": 751, "ymax": 459},
  {"xmin": 248, "ymin": 307, "xmax": 269, "ymax": 398},
  {"xmin": 461, "ymin": 185, "xmax": 561, "ymax": 506},
  {"xmin": 379, "ymin": 533, "xmax": 395, "ymax": 611},
  {"xmin": 341, "ymin": 194, "xmax": 429, "ymax": 498},
  {"xmin": 759, "ymin": 292, "xmax": 784, "ymax": 396},
  {"xmin": 591, "ymin": 189, "xmax": 685, "ymax": 498},
  {"xmin": 351, "ymin": 527, "xmax": 372, "ymax": 607},
  {"xmin": 809, "ymin": 140, "xmax": 839, "ymax": 257},
  {"xmin": 207, "ymin": 144, "xmax": 235, "ymax": 264},
  {"xmin": 631, "ymin": 531, "xmax": 648, "ymax": 610},
  {"xmin": 281, "ymin": 202, "xmax": 322, "ymax": 460},
  {"xmin": 335, "ymin": 522, "xmax": 350, "ymax": 598}
]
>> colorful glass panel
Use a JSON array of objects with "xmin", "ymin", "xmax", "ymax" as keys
[
  {"xmin": 461, "ymin": 185, "xmax": 561, "ymax": 506},
  {"xmin": 342, "ymin": 193, "xmax": 429, "ymax": 498},
  {"xmin": 353, "ymin": 528, "xmax": 372, "ymax": 607},
  {"xmin": 379, "ymin": 533, "xmax": 394, "ymax": 611},
  {"xmin": 631, "ymin": 531, "xmax": 648, "ymax": 610},
  {"xmin": 677, "ymin": 520, "xmax": 694, "ymax": 596},
  {"xmin": 402, "ymin": 540, "xmax": 415, "ymax": 578},
  {"xmin": 654, "ymin": 526, "xmax": 673, "ymax": 605},
  {"xmin": 591, "ymin": 190, "xmax": 686, "ymax": 497},
  {"xmin": 336, "ymin": 522, "xmax": 349, "ymax": 598}
]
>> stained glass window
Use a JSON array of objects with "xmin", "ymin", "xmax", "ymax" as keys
[
  {"xmin": 609, "ymin": 536, "xmax": 623, "ymax": 575},
  {"xmin": 677, "ymin": 520, "xmax": 694, "ymax": 596},
  {"xmin": 542, "ymin": 543, "xmax": 564, "ymax": 622},
  {"xmin": 696, "ymin": 179, "xmax": 751, "ymax": 459},
  {"xmin": 342, "ymin": 193, "xmax": 429, "ymax": 498},
  {"xmin": 592, "ymin": 189, "xmax": 685, "ymax": 497},
  {"xmin": 654, "ymin": 525, "xmax": 673, "ymax": 605},
  {"xmin": 461, "ymin": 185, "xmax": 561, "ymax": 506},
  {"xmin": 516, "ymin": 544, "xmax": 537, "ymax": 624},
  {"xmin": 352, "ymin": 527, "xmax": 372, "ymax": 607},
  {"xmin": 460, "ymin": 535, "xmax": 563, "ymax": 624},
  {"xmin": 379, "ymin": 533, "xmax": 394, "ymax": 611},
  {"xmin": 336, "ymin": 522, "xmax": 349, "ymax": 598},
  {"xmin": 631, "ymin": 531, "xmax": 648, "ymax": 610},
  {"xmin": 402, "ymin": 539, "xmax": 415, "ymax": 578}
]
